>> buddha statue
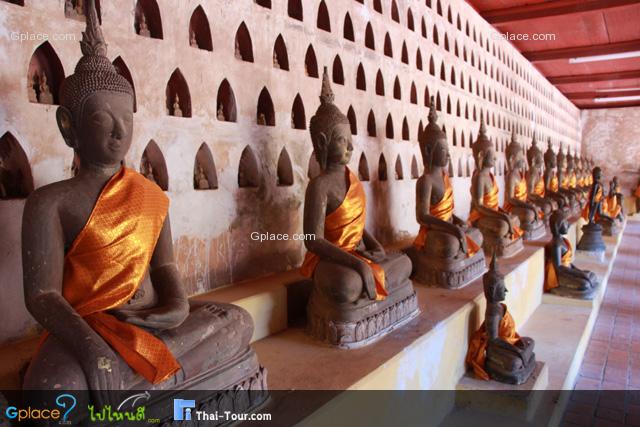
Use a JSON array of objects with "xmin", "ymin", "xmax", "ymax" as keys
[
  {"xmin": 75, "ymin": 0, "xmax": 84, "ymax": 16},
  {"xmin": 468, "ymin": 118, "xmax": 523, "ymax": 258},
  {"xmin": 543, "ymin": 139, "xmax": 571, "ymax": 211},
  {"xmin": 606, "ymin": 177, "xmax": 624, "ymax": 222},
  {"xmin": 38, "ymin": 72, "xmax": 54, "ymax": 105},
  {"xmin": 189, "ymin": 29, "xmax": 198, "ymax": 47},
  {"xmin": 194, "ymin": 163, "xmax": 209, "ymax": 190},
  {"xmin": 556, "ymin": 146, "xmax": 581, "ymax": 215},
  {"xmin": 171, "ymin": 94, "xmax": 182, "ymax": 117},
  {"xmin": 257, "ymin": 112, "xmax": 266, "ymax": 126},
  {"xmin": 65, "ymin": 0, "xmax": 76, "ymax": 18},
  {"xmin": 21, "ymin": 1, "xmax": 266, "ymax": 415},
  {"xmin": 525, "ymin": 134, "xmax": 556, "ymax": 220},
  {"xmin": 27, "ymin": 74, "xmax": 38, "ymax": 103},
  {"xmin": 235, "ymin": 39, "xmax": 242, "ymax": 60},
  {"xmin": 138, "ymin": 13, "xmax": 151, "ymax": 37},
  {"xmin": 301, "ymin": 68, "xmax": 418, "ymax": 348},
  {"xmin": 579, "ymin": 167, "xmax": 617, "ymax": 250},
  {"xmin": 217, "ymin": 105, "xmax": 225, "ymax": 121},
  {"xmin": 544, "ymin": 210, "xmax": 598, "ymax": 299},
  {"xmin": 273, "ymin": 51, "xmax": 280, "ymax": 69},
  {"xmin": 140, "ymin": 152, "xmax": 157, "ymax": 184},
  {"xmin": 406, "ymin": 97, "xmax": 485, "ymax": 289},
  {"xmin": 466, "ymin": 254, "xmax": 536, "ymax": 385},
  {"xmin": 566, "ymin": 149, "xmax": 586, "ymax": 209},
  {"xmin": 504, "ymin": 130, "xmax": 544, "ymax": 240}
]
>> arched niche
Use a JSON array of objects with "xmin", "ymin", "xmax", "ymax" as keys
[
  {"xmin": 436, "ymin": 92, "xmax": 442, "ymax": 111},
  {"xmin": 332, "ymin": 55, "xmax": 344, "ymax": 85},
  {"xmin": 257, "ymin": 87, "xmax": 275, "ymax": 126},
  {"xmin": 395, "ymin": 155, "xmax": 403, "ymax": 180},
  {"xmin": 112, "ymin": 56, "xmax": 136, "ymax": 113},
  {"xmin": 304, "ymin": 45, "xmax": 319, "ymax": 78},
  {"xmin": 367, "ymin": 110, "xmax": 377, "ymax": 137},
  {"xmin": 407, "ymin": 8, "xmax": 414, "ymax": 31},
  {"xmin": 457, "ymin": 157, "xmax": 463, "ymax": 177},
  {"xmin": 65, "ymin": 0, "xmax": 102, "ymax": 23},
  {"xmin": 0, "ymin": 132, "xmax": 33, "ymax": 199},
  {"xmin": 235, "ymin": 22, "xmax": 254, "ymax": 62},
  {"xmin": 421, "ymin": 17, "xmax": 427, "ymax": 38},
  {"xmin": 291, "ymin": 94, "xmax": 306, "ymax": 130},
  {"xmin": 401, "ymin": 42, "xmax": 409, "ymax": 64},
  {"xmin": 391, "ymin": 0, "xmax": 400, "ymax": 22},
  {"xmin": 402, "ymin": 118, "xmax": 409, "ymax": 141},
  {"xmin": 216, "ymin": 79, "xmax": 237, "ymax": 122},
  {"xmin": 393, "ymin": 77, "xmax": 401, "ymax": 100},
  {"xmin": 466, "ymin": 157, "xmax": 472, "ymax": 178},
  {"xmin": 317, "ymin": 1, "xmax": 331, "ymax": 32},
  {"xmin": 193, "ymin": 143, "xmax": 218, "ymax": 190},
  {"xmin": 288, "ymin": 0, "xmax": 303, "ymax": 21},
  {"xmin": 140, "ymin": 140, "xmax": 169, "ymax": 191},
  {"xmin": 165, "ymin": 68, "xmax": 191, "ymax": 117},
  {"xmin": 277, "ymin": 147, "xmax": 294, "ymax": 187},
  {"xmin": 365, "ymin": 23, "xmax": 375, "ymax": 50},
  {"xmin": 378, "ymin": 154, "xmax": 388, "ymax": 181},
  {"xmin": 343, "ymin": 13, "xmax": 354, "ymax": 41},
  {"xmin": 373, "ymin": 0, "xmax": 382, "ymax": 13},
  {"xmin": 417, "ymin": 121, "xmax": 424, "ymax": 141},
  {"xmin": 440, "ymin": 63, "xmax": 446, "ymax": 81},
  {"xmin": 188, "ymin": 5, "xmax": 213, "ymax": 51},
  {"xmin": 273, "ymin": 34, "xmax": 290, "ymax": 71},
  {"xmin": 411, "ymin": 155, "xmax": 419, "ymax": 179},
  {"xmin": 410, "ymin": 83, "xmax": 417, "ymax": 104},
  {"xmin": 238, "ymin": 145, "xmax": 260, "ymax": 188},
  {"xmin": 358, "ymin": 153, "xmax": 370, "ymax": 181},
  {"xmin": 424, "ymin": 86, "xmax": 430, "ymax": 106},
  {"xmin": 433, "ymin": 26, "xmax": 439, "ymax": 45},
  {"xmin": 4, "ymin": 0, "xmax": 24, "ymax": 6},
  {"xmin": 429, "ymin": 56, "xmax": 435, "ymax": 75},
  {"xmin": 385, "ymin": 114, "xmax": 394, "ymax": 139},
  {"xmin": 347, "ymin": 106, "xmax": 357, "ymax": 135},
  {"xmin": 255, "ymin": 0, "xmax": 271, "ymax": 8},
  {"xmin": 356, "ymin": 64, "xmax": 366, "ymax": 91},
  {"xmin": 375, "ymin": 70, "xmax": 384, "ymax": 96},
  {"xmin": 448, "ymin": 160, "xmax": 454, "ymax": 178},
  {"xmin": 384, "ymin": 33, "xmax": 393, "ymax": 57},
  {"xmin": 416, "ymin": 48, "xmax": 423, "ymax": 70},
  {"xmin": 27, "ymin": 41, "xmax": 65, "ymax": 105},
  {"xmin": 134, "ymin": 0, "xmax": 161, "ymax": 39},
  {"xmin": 308, "ymin": 153, "xmax": 321, "ymax": 179}
]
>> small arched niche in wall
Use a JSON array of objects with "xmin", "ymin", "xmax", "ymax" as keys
[
  {"xmin": 367, "ymin": 110, "xmax": 377, "ymax": 137},
  {"xmin": 378, "ymin": 154, "xmax": 388, "ymax": 181},
  {"xmin": 317, "ymin": 1, "xmax": 331, "ymax": 32},
  {"xmin": 134, "ymin": 0, "xmax": 161, "ymax": 39},
  {"xmin": 238, "ymin": 145, "xmax": 260, "ymax": 188},
  {"xmin": 304, "ymin": 45, "xmax": 319, "ymax": 78},
  {"xmin": 112, "ymin": 57, "xmax": 137, "ymax": 113},
  {"xmin": 291, "ymin": 94, "xmax": 306, "ymax": 130},
  {"xmin": 343, "ymin": 13, "xmax": 354, "ymax": 41},
  {"xmin": 193, "ymin": 143, "xmax": 218, "ymax": 190},
  {"xmin": 385, "ymin": 114, "xmax": 394, "ymax": 139},
  {"xmin": 347, "ymin": 106, "xmax": 357, "ymax": 135},
  {"xmin": 332, "ymin": 55, "xmax": 344, "ymax": 85},
  {"xmin": 402, "ymin": 118, "xmax": 409, "ymax": 141},
  {"xmin": 27, "ymin": 41, "xmax": 65, "ymax": 105},
  {"xmin": 4, "ymin": 0, "xmax": 24, "ymax": 6},
  {"xmin": 140, "ymin": 140, "xmax": 169, "ymax": 191},
  {"xmin": 288, "ymin": 0, "xmax": 303, "ymax": 21},
  {"xmin": 165, "ymin": 68, "xmax": 191, "ymax": 117},
  {"xmin": 188, "ymin": 5, "xmax": 213, "ymax": 51},
  {"xmin": 257, "ymin": 87, "xmax": 275, "ymax": 126},
  {"xmin": 395, "ymin": 155, "xmax": 403, "ymax": 180},
  {"xmin": 273, "ymin": 35, "xmax": 289, "ymax": 71},
  {"xmin": 234, "ymin": 22, "xmax": 254, "ymax": 62},
  {"xmin": 255, "ymin": 0, "xmax": 271, "ymax": 8},
  {"xmin": 411, "ymin": 155, "xmax": 419, "ymax": 179},
  {"xmin": 217, "ymin": 79, "xmax": 237, "ymax": 122},
  {"xmin": 277, "ymin": 147, "xmax": 294, "ymax": 187},
  {"xmin": 0, "ymin": 132, "xmax": 34, "ymax": 199},
  {"xmin": 358, "ymin": 153, "xmax": 370, "ymax": 181},
  {"xmin": 65, "ymin": 0, "xmax": 101, "ymax": 23}
]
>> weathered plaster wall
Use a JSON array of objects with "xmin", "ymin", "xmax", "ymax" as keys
[{"xmin": 0, "ymin": 0, "xmax": 580, "ymax": 344}]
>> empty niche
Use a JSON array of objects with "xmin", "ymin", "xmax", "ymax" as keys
[
  {"xmin": 440, "ymin": 63, "xmax": 446, "ymax": 81},
  {"xmin": 332, "ymin": 56, "xmax": 344, "ymax": 85},
  {"xmin": 308, "ymin": 153, "xmax": 321, "ymax": 179},
  {"xmin": 234, "ymin": 22, "xmax": 254, "ymax": 62},
  {"xmin": 291, "ymin": 94, "xmax": 306, "ymax": 130},
  {"xmin": 165, "ymin": 69, "xmax": 191, "ymax": 117},
  {"xmin": 112, "ymin": 57, "xmax": 137, "ymax": 112},
  {"xmin": 395, "ymin": 155, "xmax": 403, "ymax": 180},
  {"xmin": 385, "ymin": 114, "xmax": 394, "ymax": 139},
  {"xmin": 407, "ymin": 8, "xmax": 414, "ymax": 31},
  {"xmin": 193, "ymin": 143, "xmax": 218, "ymax": 190},
  {"xmin": 317, "ymin": 1, "xmax": 331, "ymax": 32},
  {"xmin": 277, "ymin": 147, "xmax": 294, "ymax": 186},
  {"xmin": 373, "ymin": 0, "xmax": 382, "ymax": 14},
  {"xmin": 401, "ymin": 42, "xmax": 408, "ymax": 64},
  {"xmin": 188, "ymin": 5, "xmax": 213, "ymax": 51},
  {"xmin": 216, "ymin": 79, "xmax": 237, "ymax": 122},
  {"xmin": 0, "ymin": 132, "xmax": 34, "ymax": 199},
  {"xmin": 288, "ymin": 0, "xmax": 303, "ymax": 21},
  {"xmin": 429, "ymin": 56, "xmax": 435, "ymax": 75},
  {"xmin": 393, "ymin": 77, "xmax": 401, "ymax": 100},
  {"xmin": 433, "ymin": 27, "xmax": 439, "ymax": 45},
  {"xmin": 436, "ymin": 92, "xmax": 442, "ymax": 111},
  {"xmin": 238, "ymin": 145, "xmax": 260, "ymax": 188},
  {"xmin": 65, "ymin": 0, "xmax": 101, "ymax": 23},
  {"xmin": 304, "ymin": 45, "xmax": 319, "ymax": 78},
  {"xmin": 140, "ymin": 140, "xmax": 169, "ymax": 190},
  {"xmin": 448, "ymin": 160, "xmax": 454, "ymax": 177},
  {"xmin": 411, "ymin": 155, "xmax": 419, "ymax": 179},
  {"xmin": 378, "ymin": 154, "xmax": 388, "ymax": 181},
  {"xmin": 365, "ymin": 23, "xmax": 375, "ymax": 50},
  {"xmin": 391, "ymin": 0, "xmax": 399, "ymax": 22},
  {"xmin": 356, "ymin": 64, "xmax": 366, "ymax": 90},
  {"xmin": 437, "ymin": 0, "xmax": 443, "ymax": 15},
  {"xmin": 134, "ymin": 0, "xmax": 161, "ymax": 38},
  {"xmin": 256, "ymin": 87, "xmax": 275, "ymax": 126},
  {"xmin": 402, "ymin": 118, "xmax": 409, "ymax": 140},
  {"xmin": 375, "ymin": 70, "xmax": 384, "ymax": 96},
  {"xmin": 384, "ymin": 33, "xmax": 393, "ymax": 57},
  {"xmin": 358, "ymin": 153, "xmax": 370, "ymax": 181},
  {"xmin": 455, "ymin": 100, "xmax": 460, "ymax": 116},
  {"xmin": 447, "ymin": 6, "xmax": 453, "ymax": 24},
  {"xmin": 27, "ymin": 42, "xmax": 65, "ymax": 105},
  {"xmin": 466, "ymin": 157, "xmax": 472, "ymax": 178},
  {"xmin": 255, "ymin": 0, "xmax": 271, "ymax": 8},
  {"xmin": 424, "ymin": 86, "xmax": 430, "ymax": 106},
  {"xmin": 343, "ymin": 13, "xmax": 354, "ymax": 41},
  {"xmin": 450, "ymin": 69, "xmax": 456, "ymax": 85},
  {"xmin": 272, "ymin": 35, "xmax": 289, "ymax": 71},
  {"xmin": 347, "ymin": 106, "xmax": 357, "ymax": 135},
  {"xmin": 446, "ymin": 96, "xmax": 451, "ymax": 114},
  {"xmin": 410, "ymin": 83, "xmax": 417, "ymax": 104},
  {"xmin": 444, "ymin": 34, "xmax": 450, "ymax": 52},
  {"xmin": 452, "ymin": 131, "xmax": 457, "ymax": 146},
  {"xmin": 4, "ymin": 0, "xmax": 24, "ymax": 5},
  {"xmin": 421, "ymin": 17, "xmax": 427, "ymax": 38},
  {"xmin": 417, "ymin": 121, "xmax": 424, "ymax": 140},
  {"xmin": 457, "ymin": 157, "xmax": 463, "ymax": 177},
  {"xmin": 367, "ymin": 110, "xmax": 377, "ymax": 137}
]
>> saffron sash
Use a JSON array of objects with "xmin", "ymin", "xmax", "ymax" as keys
[
  {"xmin": 503, "ymin": 172, "xmax": 527, "ymax": 212},
  {"xmin": 533, "ymin": 177, "xmax": 545, "ymax": 197},
  {"xmin": 545, "ymin": 237, "xmax": 572, "ymax": 292},
  {"xmin": 468, "ymin": 173, "xmax": 523, "ymax": 240},
  {"xmin": 549, "ymin": 175, "xmax": 559, "ymax": 192},
  {"xmin": 582, "ymin": 186, "xmax": 604, "ymax": 221}
]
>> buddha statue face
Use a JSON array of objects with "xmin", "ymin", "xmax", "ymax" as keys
[
  {"xmin": 481, "ymin": 146, "xmax": 495, "ymax": 169},
  {"xmin": 324, "ymin": 123, "xmax": 353, "ymax": 167},
  {"xmin": 484, "ymin": 271, "xmax": 506, "ymax": 303},
  {"xmin": 532, "ymin": 152, "xmax": 543, "ymax": 170},
  {"xmin": 432, "ymin": 137, "xmax": 449, "ymax": 168}
]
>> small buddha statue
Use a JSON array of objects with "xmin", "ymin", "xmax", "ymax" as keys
[
  {"xmin": 75, "ymin": 0, "xmax": 84, "ymax": 16},
  {"xmin": 525, "ymin": 134, "xmax": 556, "ymax": 219},
  {"xmin": 302, "ymin": 67, "xmax": 417, "ymax": 347},
  {"xmin": 543, "ymin": 139, "xmax": 571, "ymax": 211},
  {"xmin": 407, "ymin": 97, "xmax": 485, "ymax": 289},
  {"xmin": 504, "ymin": 130, "xmax": 544, "ymax": 240},
  {"xmin": 257, "ymin": 112, "xmax": 266, "ymax": 126},
  {"xmin": 21, "ymin": 2, "xmax": 267, "ymax": 410},
  {"xmin": 466, "ymin": 254, "xmax": 536, "ymax": 385},
  {"xmin": 27, "ymin": 74, "xmax": 38, "ymax": 103},
  {"xmin": 140, "ymin": 152, "xmax": 157, "ymax": 184},
  {"xmin": 65, "ymin": 0, "xmax": 76, "ymax": 18},
  {"xmin": 171, "ymin": 94, "xmax": 182, "ymax": 117},
  {"xmin": 606, "ymin": 177, "xmax": 624, "ymax": 222},
  {"xmin": 273, "ymin": 51, "xmax": 280, "ymax": 69},
  {"xmin": 38, "ymin": 72, "xmax": 54, "ymax": 105},
  {"xmin": 234, "ymin": 39, "xmax": 242, "ymax": 60},
  {"xmin": 138, "ymin": 13, "xmax": 151, "ymax": 37},
  {"xmin": 189, "ymin": 29, "xmax": 198, "ymax": 48},
  {"xmin": 194, "ymin": 163, "xmax": 209, "ymax": 190},
  {"xmin": 581, "ymin": 167, "xmax": 618, "ymax": 236},
  {"xmin": 468, "ymin": 117, "xmax": 523, "ymax": 258},
  {"xmin": 545, "ymin": 210, "xmax": 598, "ymax": 299},
  {"xmin": 556, "ymin": 146, "xmax": 580, "ymax": 215},
  {"xmin": 217, "ymin": 104, "xmax": 225, "ymax": 121}
]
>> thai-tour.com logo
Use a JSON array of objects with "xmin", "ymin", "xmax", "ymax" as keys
[
  {"xmin": 173, "ymin": 398, "xmax": 196, "ymax": 421},
  {"xmin": 173, "ymin": 398, "xmax": 272, "ymax": 423},
  {"xmin": 4, "ymin": 393, "xmax": 76, "ymax": 424}
]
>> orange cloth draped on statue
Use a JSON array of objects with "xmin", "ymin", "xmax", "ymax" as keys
[
  {"xmin": 578, "ymin": 177, "xmax": 586, "ymax": 187},
  {"xmin": 569, "ymin": 172, "xmax": 577, "ymax": 189},
  {"xmin": 545, "ymin": 237, "xmax": 573, "ymax": 292},
  {"xmin": 465, "ymin": 304, "xmax": 521, "ymax": 381},
  {"xmin": 606, "ymin": 195, "xmax": 621, "ymax": 218},
  {"xmin": 561, "ymin": 175, "xmax": 570, "ymax": 189},
  {"xmin": 549, "ymin": 175, "xmax": 559, "ymax": 192},
  {"xmin": 588, "ymin": 175, "xmax": 593, "ymax": 186},
  {"xmin": 582, "ymin": 186, "xmax": 604, "ymax": 221},
  {"xmin": 37, "ymin": 167, "xmax": 180, "ymax": 384},
  {"xmin": 414, "ymin": 173, "xmax": 480, "ymax": 257},
  {"xmin": 635, "ymin": 185, "xmax": 640, "ymax": 198},
  {"xmin": 301, "ymin": 168, "xmax": 387, "ymax": 300},
  {"xmin": 468, "ymin": 173, "xmax": 523, "ymax": 240},
  {"xmin": 503, "ymin": 173, "xmax": 527, "ymax": 212},
  {"xmin": 533, "ymin": 177, "xmax": 545, "ymax": 197}
]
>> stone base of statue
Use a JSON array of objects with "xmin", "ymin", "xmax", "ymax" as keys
[
  {"xmin": 481, "ymin": 233, "xmax": 524, "ymax": 259},
  {"xmin": 577, "ymin": 222, "xmax": 606, "ymax": 253},
  {"xmin": 486, "ymin": 337, "xmax": 536, "ymax": 385},
  {"xmin": 406, "ymin": 246, "xmax": 486, "ymax": 289},
  {"xmin": 520, "ymin": 220, "xmax": 546, "ymax": 241},
  {"xmin": 306, "ymin": 279, "xmax": 419, "ymax": 349}
]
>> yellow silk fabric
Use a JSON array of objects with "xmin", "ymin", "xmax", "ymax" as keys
[
  {"xmin": 469, "ymin": 173, "xmax": 523, "ymax": 240},
  {"xmin": 550, "ymin": 175, "xmax": 559, "ymax": 192},
  {"xmin": 607, "ymin": 195, "xmax": 621, "ymax": 218},
  {"xmin": 545, "ymin": 237, "xmax": 573, "ymax": 292},
  {"xmin": 578, "ymin": 177, "xmax": 586, "ymax": 187},
  {"xmin": 569, "ymin": 172, "xmax": 577, "ymax": 189},
  {"xmin": 561, "ymin": 175, "xmax": 570, "ymax": 189},
  {"xmin": 41, "ymin": 167, "xmax": 180, "ymax": 384},
  {"xmin": 533, "ymin": 177, "xmax": 545, "ymax": 197},
  {"xmin": 503, "ymin": 173, "xmax": 527, "ymax": 212},
  {"xmin": 582, "ymin": 186, "xmax": 603, "ymax": 221},
  {"xmin": 301, "ymin": 168, "xmax": 387, "ymax": 300},
  {"xmin": 465, "ymin": 304, "xmax": 521, "ymax": 381},
  {"xmin": 414, "ymin": 173, "xmax": 480, "ymax": 257}
]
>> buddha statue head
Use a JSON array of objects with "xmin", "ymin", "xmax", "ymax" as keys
[
  {"xmin": 556, "ymin": 145, "xmax": 567, "ymax": 172},
  {"xmin": 526, "ymin": 134, "xmax": 543, "ymax": 172},
  {"xmin": 56, "ymin": 0, "xmax": 134, "ymax": 170},
  {"xmin": 419, "ymin": 96, "xmax": 448, "ymax": 172},
  {"xmin": 592, "ymin": 166, "xmax": 602, "ymax": 184},
  {"xmin": 543, "ymin": 139, "xmax": 556, "ymax": 170},
  {"xmin": 483, "ymin": 253, "xmax": 506, "ymax": 304},
  {"xmin": 309, "ymin": 67, "xmax": 352, "ymax": 171},
  {"xmin": 472, "ymin": 116, "xmax": 494, "ymax": 171},
  {"xmin": 505, "ymin": 129, "xmax": 525, "ymax": 173},
  {"xmin": 549, "ymin": 210, "xmax": 569, "ymax": 238}
]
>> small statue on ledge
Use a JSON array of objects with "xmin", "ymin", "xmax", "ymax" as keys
[
  {"xmin": 273, "ymin": 51, "xmax": 280, "ymax": 69},
  {"xmin": 138, "ymin": 13, "xmax": 151, "ymax": 37},
  {"xmin": 606, "ymin": 177, "xmax": 624, "ymax": 222},
  {"xmin": 525, "ymin": 134, "xmax": 556, "ymax": 220},
  {"xmin": 217, "ymin": 105, "xmax": 226, "ymax": 121},
  {"xmin": 189, "ymin": 29, "xmax": 198, "ymax": 48},
  {"xmin": 556, "ymin": 146, "xmax": 581, "ymax": 215},
  {"xmin": 234, "ymin": 39, "xmax": 243, "ymax": 60},
  {"xmin": 140, "ymin": 152, "xmax": 157, "ymax": 184},
  {"xmin": 27, "ymin": 74, "xmax": 38, "ymax": 103},
  {"xmin": 38, "ymin": 72, "xmax": 54, "ymax": 105},
  {"xmin": 566, "ymin": 149, "xmax": 586, "ymax": 209},
  {"xmin": 194, "ymin": 163, "xmax": 209, "ymax": 190},
  {"xmin": 466, "ymin": 254, "xmax": 536, "ymax": 385},
  {"xmin": 581, "ymin": 167, "xmax": 620, "ymax": 236},
  {"xmin": 257, "ymin": 112, "xmax": 266, "ymax": 126},
  {"xmin": 171, "ymin": 94, "xmax": 182, "ymax": 117}
]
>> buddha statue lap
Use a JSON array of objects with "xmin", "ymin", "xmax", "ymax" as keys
[
  {"xmin": 406, "ymin": 98, "xmax": 485, "ymax": 289},
  {"xmin": 525, "ymin": 135, "xmax": 556, "ymax": 221},
  {"xmin": 543, "ymin": 139, "xmax": 571, "ymax": 212},
  {"xmin": 466, "ymin": 255, "xmax": 536, "ymax": 385},
  {"xmin": 21, "ymin": 1, "xmax": 266, "ymax": 417},
  {"xmin": 504, "ymin": 131, "xmax": 545, "ymax": 240},
  {"xmin": 556, "ymin": 146, "xmax": 581, "ymax": 216},
  {"xmin": 468, "ymin": 118, "xmax": 524, "ymax": 258},
  {"xmin": 301, "ymin": 68, "xmax": 418, "ymax": 348}
]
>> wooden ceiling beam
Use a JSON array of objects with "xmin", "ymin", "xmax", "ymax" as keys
[
  {"xmin": 548, "ymin": 70, "xmax": 640, "ymax": 85},
  {"xmin": 565, "ymin": 89, "xmax": 640, "ymax": 99},
  {"xmin": 523, "ymin": 40, "xmax": 640, "ymax": 62}
]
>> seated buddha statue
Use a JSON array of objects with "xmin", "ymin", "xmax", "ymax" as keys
[
  {"xmin": 581, "ymin": 167, "xmax": 619, "ymax": 236},
  {"xmin": 566, "ymin": 150, "xmax": 586, "ymax": 209},
  {"xmin": 407, "ymin": 98, "xmax": 485, "ymax": 289},
  {"xmin": 301, "ymin": 68, "xmax": 418, "ymax": 348},
  {"xmin": 556, "ymin": 146, "xmax": 581, "ymax": 215},
  {"xmin": 21, "ymin": 1, "xmax": 266, "ymax": 413},
  {"xmin": 545, "ymin": 210, "xmax": 598, "ymax": 299},
  {"xmin": 468, "ymin": 118, "xmax": 523, "ymax": 258},
  {"xmin": 606, "ymin": 177, "xmax": 624, "ymax": 222},
  {"xmin": 575, "ymin": 155, "xmax": 589, "ymax": 198},
  {"xmin": 466, "ymin": 254, "xmax": 536, "ymax": 385},
  {"xmin": 503, "ymin": 131, "xmax": 544, "ymax": 240},
  {"xmin": 543, "ymin": 139, "xmax": 571, "ymax": 212},
  {"xmin": 525, "ymin": 134, "xmax": 556, "ymax": 220}
]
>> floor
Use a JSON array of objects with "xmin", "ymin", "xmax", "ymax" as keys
[{"xmin": 563, "ymin": 219, "xmax": 640, "ymax": 426}]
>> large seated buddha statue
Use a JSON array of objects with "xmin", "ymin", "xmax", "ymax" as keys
[
  {"xmin": 21, "ymin": 1, "xmax": 266, "ymax": 415},
  {"xmin": 468, "ymin": 118, "xmax": 523, "ymax": 258},
  {"xmin": 557, "ymin": 146, "xmax": 581, "ymax": 216},
  {"xmin": 407, "ymin": 98, "xmax": 485, "ymax": 289},
  {"xmin": 525, "ymin": 134, "xmax": 556, "ymax": 221},
  {"xmin": 543, "ymin": 139, "xmax": 571, "ymax": 212},
  {"xmin": 466, "ymin": 255, "xmax": 536, "ymax": 385},
  {"xmin": 544, "ymin": 211, "xmax": 598, "ymax": 299},
  {"xmin": 503, "ymin": 131, "xmax": 545, "ymax": 240},
  {"xmin": 301, "ymin": 68, "xmax": 418, "ymax": 348},
  {"xmin": 581, "ymin": 167, "xmax": 619, "ymax": 237}
]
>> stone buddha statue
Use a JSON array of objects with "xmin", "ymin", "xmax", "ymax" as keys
[
  {"xmin": 504, "ymin": 130, "xmax": 544, "ymax": 240},
  {"xmin": 38, "ymin": 72, "xmax": 54, "ymax": 105},
  {"xmin": 466, "ymin": 254, "xmax": 536, "ymax": 385},
  {"xmin": 217, "ymin": 105, "xmax": 226, "ymax": 121},
  {"xmin": 545, "ymin": 210, "xmax": 598, "ymax": 299},
  {"xmin": 273, "ymin": 51, "xmax": 280, "ymax": 69},
  {"xmin": 138, "ymin": 13, "xmax": 151, "ymax": 37},
  {"xmin": 301, "ymin": 67, "xmax": 417, "ymax": 348},
  {"xmin": 581, "ymin": 166, "xmax": 619, "ymax": 238},
  {"xmin": 171, "ymin": 94, "xmax": 182, "ymax": 117},
  {"xmin": 194, "ymin": 163, "xmax": 209, "ymax": 190},
  {"xmin": 189, "ymin": 29, "xmax": 198, "ymax": 48},
  {"xmin": 543, "ymin": 139, "xmax": 570, "ymax": 211},
  {"xmin": 21, "ymin": 0, "xmax": 266, "ymax": 415},
  {"xmin": 556, "ymin": 146, "xmax": 581, "ymax": 215},
  {"xmin": 606, "ymin": 177, "xmax": 624, "ymax": 222},
  {"xmin": 235, "ymin": 39, "xmax": 242, "ymax": 60},
  {"xmin": 140, "ymin": 152, "xmax": 157, "ymax": 184},
  {"xmin": 407, "ymin": 97, "xmax": 485, "ymax": 289},
  {"xmin": 525, "ymin": 134, "xmax": 556, "ymax": 219},
  {"xmin": 468, "ymin": 118, "xmax": 523, "ymax": 258}
]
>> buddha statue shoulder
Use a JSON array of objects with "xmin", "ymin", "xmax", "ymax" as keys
[
  {"xmin": 525, "ymin": 134, "xmax": 556, "ymax": 218},
  {"xmin": 22, "ymin": 0, "xmax": 265, "ymax": 412}
]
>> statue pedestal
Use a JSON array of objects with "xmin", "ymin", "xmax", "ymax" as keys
[
  {"xmin": 406, "ymin": 246, "xmax": 486, "ymax": 289},
  {"xmin": 576, "ymin": 222, "xmax": 606, "ymax": 261}
]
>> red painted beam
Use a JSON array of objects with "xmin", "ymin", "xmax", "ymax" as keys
[
  {"xmin": 482, "ymin": 0, "xmax": 639, "ymax": 25},
  {"xmin": 577, "ymin": 101, "xmax": 640, "ymax": 109},
  {"xmin": 523, "ymin": 40, "xmax": 640, "ymax": 63},
  {"xmin": 565, "ymin": 89, "xmax": 640, "ymax": 100},
  {"xmin": 548, "ymin": 70, "xmax": 640, "ymax": 85}
]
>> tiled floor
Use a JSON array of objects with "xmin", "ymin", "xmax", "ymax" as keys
[{"xmin": 563, "ymin": 219, "xmax": 640, "ymax": 426}]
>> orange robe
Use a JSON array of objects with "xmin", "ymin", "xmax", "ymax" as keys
[
  {"xmin": 545, "ymin": 237, "xmax": 573, "ymax": 292},
  {"xmin": 414, "ymin": 173, "xmax": 480, "ymax": 257},
  {"xmin": 466, "ymin": 304, "xmax": 521, "ymax": 381},
  {"xmin": 533, "ymin": 176, "xmax": 545, "ymax": 198},
  {"xmin": 38, "ymin": 167, "xmax": 180, "ymax": 384},
  {"xmin": 468, "ymin": 173, "xmax": 523, "ymax": 240},
  {"xmin": 549, "ymin": 175, "xmax": 559, "ymax": 192},
  {"xmin": 301, "ymin": 168, "xmax": 387, "ymax": 300},
  {"xmin": 606, "ymin": 194, "xmax": 621, "ymax": 218},
  {"xmin": 561, "ymin": 175, "xmax": 570, "ymax": 190},
  {"xmin": 503, "ymin": 172, "xmax": 527, "ymax": 212},
  {"xmin": 635, "ymin": 185, "xmax": 640, "ymax": 198},
  {"xmin": 582, "ymin": 186, "xmax": 604, "ymax": 221}
]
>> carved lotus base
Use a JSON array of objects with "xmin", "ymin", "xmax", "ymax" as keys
[
  {"xmin": 306, "ymin": 280, "xmax": 419, "ymax": 349},
  {"xmin": 481, "ymin": 233, "xmax": 524, "ymax": 258},
  {"xmin": 521, "ymin": 220, "xmax": 546, "ymax": 241},
  {"xmin": 406, "ymin": 246, "xmax": 486, "ymax": 289}
]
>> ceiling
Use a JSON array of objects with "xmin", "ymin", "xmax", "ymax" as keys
[{"xmin": 466, "ymin": 0, "xmax": 640, "ymax": 109}]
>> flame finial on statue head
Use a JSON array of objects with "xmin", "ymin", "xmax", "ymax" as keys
[
  {"xmin": 80, "ymin": 0, "xmax": 107, "ymax": 57},
  {"xmin": 319, "ymin": 66, "xmax": 335, "ymax": 105},
  {"xmin": 428, "ymin": 96, "xmax": 437, "ymax": 124}
]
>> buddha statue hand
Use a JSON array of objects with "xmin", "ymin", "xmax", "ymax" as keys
[
  {"xmin": 356, "ymin": 245, "xmax": 386, "ymax": 264},
  {"xmin": 110, "ymin": 297, "xmax": 189, "ymax": 330},
  {"xmin": 356, "ymin": 260, "xmax": 377, "ymax": 300},
  {"xmin": 82, "ymin": 342, "xmax": 121, "ymax": 406}
]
